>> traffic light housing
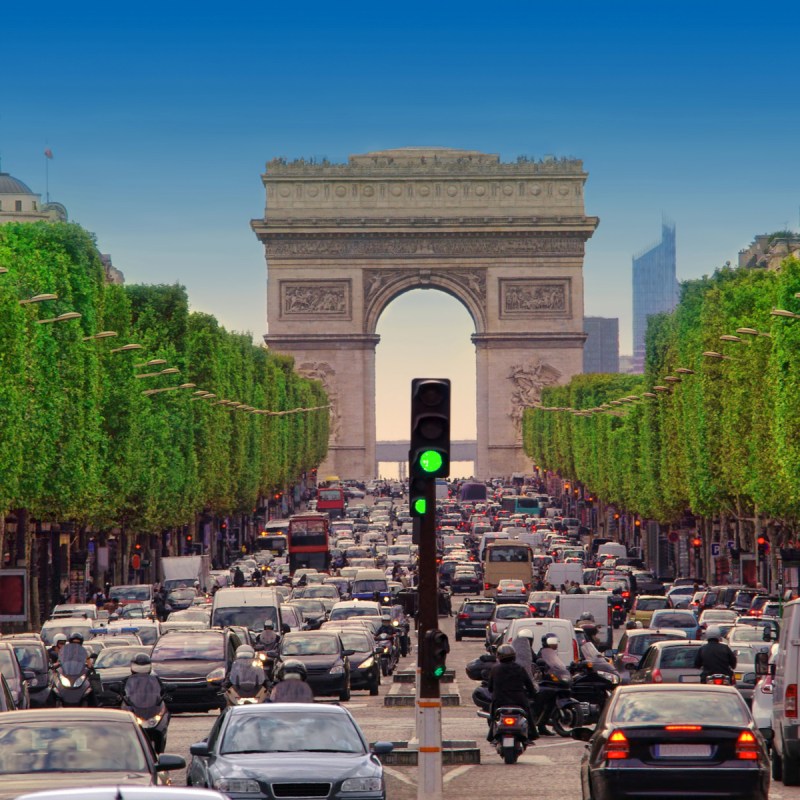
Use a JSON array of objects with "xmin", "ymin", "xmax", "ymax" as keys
[
  {"xmin": 409, "ymin": 379, "xmax": 451, "ymax": 517},
  {"xmin": 757, "ymin": 535, "xmax": 768, "ymax": 554},
  {"xmin": 423, "ymin": 628, "xmax": 450, "ymax": 680},
  {"xmin": 692, "ymin": 536, "xmax": 702, "ymax": 549}
]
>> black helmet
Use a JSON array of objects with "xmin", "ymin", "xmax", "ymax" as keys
[
  {"xmin": 497, "ymin": 644, "xmax": 516, "ymax": 663},
  {"xmin": 281, "ymin": 659, "xmax": 308, "ymax": 680},
  {"xmin": 69, "ymin": 632, "xmax": 84, "ymax": 644},
  {"xmin": 130, "ymin": 653, "xmax": 152, "ymax": 674}
]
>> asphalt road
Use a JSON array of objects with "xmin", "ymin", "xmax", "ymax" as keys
[{"xmin": 164, "ymin": 610, "xmax": 800, "ymax": 799}]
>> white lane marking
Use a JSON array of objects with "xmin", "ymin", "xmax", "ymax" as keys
[
  {"xmin": 518, "ymin": 753, "xmax": 555, "ymax": 765},
  {"xmin": 534, "ymin": 739, "xmax": 585, "ymax": 748},
  {"xmin": 383, "ymin": 766, "xmax": 415, "ymax": 785},
  {"xmin": 443, "ymin": 765, "xmax": 475, "ymax": 783}
]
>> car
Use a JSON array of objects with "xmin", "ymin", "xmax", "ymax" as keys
[
  {"xmin": 50, "ymin": 603, "xmax": 99, "ymax": 621},
  {"xmin": 0, "ymin": 642, "xmax": 30, "ymax": 710},
  {"xmin": 276, "ymin": 631, "xmax": 353, "ymax": 700},
  {"xmin": 628, "ymin": 595, "xmax": 670, "ymax": 627},
  {"xmin": 748, "ymin": 595, "xmax": 779, "ymax": 618},
  {"xmin": 630, "ymin": 639, "xmax": 703, "ymax": 685},
  {"xmin": 325, "ymin": 626, "xmax": 381, "ymax": 695},
  {"xmin": 4, "ymin": 638, "xmax": 50, "ymax": 707},
  {"xmin": 450, "ymin": 567, "xmax": 482, "ymax": 594},
  {"xmin": 92, "ymin": 645, "xmax": 153, "ymax": 702},
  {"xmin": 648, "ymin": 608, "xmax": 702, "ymax": 639},
  {"xmin": 40, "ymin": 618, "xmax": 95, "ymax": 646},
  {"xmin": 329, "ymin": 599, "xmax": 382, "ymax": 623},
  {"xmin": 0, "ymin": 708, "xmax": 185, "ymax": 796},
  {"xmin": 291, "ymin": 584, "xmax": 340, "ymax": 613},
  {"xmin": 151, "ymin": 628, "xmax": 244, "ymax": 711},
  {"xmin": 731, "ymin": 643, "xmax": 772, "ymax": 706},
  {"xmin": 16, "ymin": 788, "xmax": 227, "ymax": 800},
  {"xmin": 495, "ymin": 579, "xmax": 528, "ymax": 604},
  {"xmin": 612, "ymin": 628, "xmax": 689, "ymax": 673},
  {"xmin": 166, "ymin": 607, "xmax": 211, "ymax": 625},
  {"xmin": 485, "ymin": 603, "xmax": 532, "ymax": 647},
  {"xmin": 665, "ymin": 585, "xmax": 695, "ymax": 609},
  {"xmin": 285, "ymin": 598, "xmax": 328, "ymax": 630},
  {"xmin": 502, "ymin": 617, "xmax": 578, "ymax": 666},
  {"xmin": 454, "ymin": 597, "xmax": 496, "ymax": 641},
  {"xmin": 727, "ymin": 621, "xmax": 779, "ymax": 646},
  {"xmin": 527, "ymin": 590, "xmax": 558, "ymax": 617},
  {"xmin": 0, "ymin": 673, "xmax": 16, "ymax": 711},
  {"xmin": 187, "ymin": 702, "xmax": 392, "ymax": 799},
  {"xmin": 732, "ymin": 588, "xmax": 766, "ymax": 615},
  {"xmin": 578, "ymin": 684, "xmax": 769, "ymax": 800},
  {"xmin": 751, "ymin": 642, "xmax": 779, "ymax": 744}
]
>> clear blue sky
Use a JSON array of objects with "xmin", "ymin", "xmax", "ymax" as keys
[{"xmin": 3, "ymin": 1, "xmax": 799, "ymax": 443}]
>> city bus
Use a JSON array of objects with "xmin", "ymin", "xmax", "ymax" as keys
[
  {"xmin": 482, "ymin": 541, "xmax": 533, "ymax": 597},
  {"xmin": 500, "ymin": 495, "xmax": 541, "ymax": 515},
  {"xmin": 287, "ymin": 513, "xmax": 331, "ymax": 574},
  {"xmin": 253, "ymin": 519, "xmax": 289, "ymax": 558},
  {"xmin": 315, "ymin": 486, "xmax": 346, "ymax": 519}
]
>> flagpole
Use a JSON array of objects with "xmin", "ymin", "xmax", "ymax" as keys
[{"xmin": 45, "ymin": 153, "xmax": 50, "ymax": 204}]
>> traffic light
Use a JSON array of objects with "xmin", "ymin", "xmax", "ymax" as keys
[
  {"xmin": 634, "ymin": 519, "xmax": 641, "ymax": 528},
  {"xmin": 186, "ymin": 533, "xmax": 193, "ymax": 544},
  {"xmin": 692, "ymin": 536, "xmax": 702, "ymax": 550},
  {"xmin": 409, "ymin": 379, "xmax": 450, "ymax": 517},
  {"xmin": 423, "ymin": 628, "xmax": 450, "ymax": 680},
  {"xmin": 757, "ymin": 536, "xmax": 768, "ymax": 555},
  {"xmin": 134, "ymin": 542, "xmax": 142, "ymax": 551}
]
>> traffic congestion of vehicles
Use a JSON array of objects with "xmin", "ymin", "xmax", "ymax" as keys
[{"xmin": 0, "ymin": 474, "xmax": 794, "ymax": 798}]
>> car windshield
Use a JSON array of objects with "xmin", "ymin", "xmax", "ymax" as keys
[
  {"xmin": 290, "ymin": 600, "xmax": 326, "ymax": 615},
  {"xmin": 11, "ymin": 645, "xmax": 45, "ymax": 672},
  {"xmin": 497, "ymin": 607, "xmax": 530, "ymax": 619},
  {"xmin": 658, "ymin": 646, "xmax": 700, "ymax": 668},
  {"xmin": 110, "ymin": 586, "xmax": 151, "ymax": 601},
  {"xmin": 351, "ymin": 580, "xmax": 387, "ymax": 593},
  {"xmin": 221, "ymin": 710, "xmax": 365, "ymax": 754},
  {"xmin": 298, "ymin": 587, "xmax": 338, "ymax": 599},
  {"xmin": 651, "ymin": 612, "xmax": 695, "ymax": 628},
  {"xmin": 330, "ymin": 607, "xmax": 379, "ymax": 620},
  {"xmin": 611, "ymin": 690, "xmax": 749, "ymax": 725},
  {"xmin": 282, "ymin": 636, "xmax": 340, "ymax": 656},
  {"xmin": 152, "ymin": 634, "xmax": 224, "ymax": 661},
  {"xmin": 336, "ymin": 632, "xmax": 372, "ymax": 652},
  {"xmin": 213, "ymin": 607, "xmax": 279, "ymax": 631},
  {"xmin": 94, "ymin": 647, "xmax": 151, "ymax": 669},
  {"xmin": 636, "ymin": 598, "xmax": 668, "ymax": 611},
  {"xmin": 0, "ymin": 720, "xmax": 148, "ymax": 773},
  {"xmin": 628, "ymin": 634, "xmax": 682, "ymax": 656}
]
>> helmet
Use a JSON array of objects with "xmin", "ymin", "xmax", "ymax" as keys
[
  {"xmin": 263, "ymin": 620, "xmax": 275, "ymax": 631},
  {"xmin": 497, "ymin": 644, "xmax": 516, "ymax": 662},
  {"xmin": 705, "ymin": 625, "xmax": 722, "ymax": 641},
  {"xmin": 381, "ymin": 610, "xmax": 392, "ymax": 622},
  {"xmin": 579, "ymin": 612, "xmax": 595, "ymax": 623},
  {"xmin": 582, "ymin": 624, "xmax": 599, "ymax": 639},
  {"xmin": 518, "ymin": 628, "xmax": 534, "ymax": 639},
  {"xmin": 542, "ymin": 633, "xmax": 559, "ymax": 649},
  {"xmin": 281, "ymin": 659, "xmax": 308, "ymax": 681},
  {"xmin": 235, "ymin": 645, "xmax": 255, "ymax": 660},
  {"xmin": 53, "ymin": 634, "xmax": 67, "ymax": 646},
  {"xmin": 130, "ymin": 653, "xmax": 152, "ymax": 674},
  {"xmin": 69, "ymin": 632, "xmax": 84, "ymax": 644}
]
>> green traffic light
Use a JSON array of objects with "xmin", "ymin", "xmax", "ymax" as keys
[
  {"xmin": 413, "ymin": 497, "xmax": 427, "ymax": 515},
  {"xmin": 433, "ymin": 665, "xmax": 445, "ymax": 678},
  {"xmin": 419, "ymin": 449, "xmax": 443, "ymax": 473}
]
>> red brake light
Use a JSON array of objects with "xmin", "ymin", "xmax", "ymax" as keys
[
  {"xmin": 622, "ymin": 591, "xmax": 630, "ymax": 598},
  {"xmin": 605, "ymin": 730, "xmax": 629, "ymax": 760},
  {"xmin": 735, "ymin": 730, "xmax": 759, "ymax": 760},
  {"xmin": 573, "ymin": 637, "xmax": 579, "ymax": 662},
  {"xmin": 651, "ymin": 668, "xmax": 663, "ymax": 684},
  {"xmin": 665, "ymin": 725, "xmax": 702, "ymax": 731},
  {"xmin": 501, "ymin": 716, "xmax": 517, "ymax": 726},
  {"xmin": 458, "ymin": 613, "xmax": 469, "ymax": 620},
  {"xmin": 484, "ymin": 582, "xmax": 490, "ymax": 591},
  {"xmin": 787, "ymin": 684, "xmax": 798, "ymax": 718}
]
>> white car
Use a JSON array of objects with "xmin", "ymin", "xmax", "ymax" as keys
[{"xmin": 752, "ymin": 642, "xmax": 779, "ymax": 744}]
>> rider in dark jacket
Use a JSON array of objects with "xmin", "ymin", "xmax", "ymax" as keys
[
  {"xmin": 487, "ymin": 645, "xmax": 537, "ymax": 742},
  {"xmin": 694, "ymin": 626, "xmax": 737, "ymax": 681}
]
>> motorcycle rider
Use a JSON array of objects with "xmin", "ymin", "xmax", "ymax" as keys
[
  {"xmin": 376, "ymin": 610, "xmax": 396, "ymax": 639},
  {"xmin": 694, "ymin": 625, "xmax": 737, "ymax": 683},
  {"xmin": 123, "ymin": 653, "xmax": 165, "ymax": 714},
  {"xmin": 226, "ymin": 645, "xmax": 267, "ymax": 698},
  {"xmin": 258, "ymin": 620, "xmax": 281, "ymax": 657},
  {"xmin": 579, "ymin": 624, "xmax": 620, "ymax": 676},
  {"xmin": 48, "ymin": 633, "xmax": 67, "ymax": 664},
  {"xmin": 534, "ymin": 633, "xmax": 571, "ymax": 736},
  {"xmin": 486, "ymin": 644, "xmax": 537, "ymax": 743},
  {"xmin": 270, "ymin": 659, "xmax": 315, "ymax": 703}
]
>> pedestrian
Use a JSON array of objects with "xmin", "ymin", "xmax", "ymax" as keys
[{"xmin": 232, "ymin": 566, "xmax": 246, "ymax": 588}]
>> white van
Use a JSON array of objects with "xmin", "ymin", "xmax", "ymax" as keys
[
  {"xmin": 504, "ymin": 617, "xmax": 578, "ymax": 665},
  {"xmin": 771, "ymin": 597, "xmax": 800, "ymax": 781},
  {"xmin": 544, "ymin": 562, "xmax": 584, "ymax": 588},
  {"xmin": 555, "ymin": 592, "xmax": 613, "ymax": 650},
  {"xmin": 597, "ymin": 542, "xmax": 627, "ymax": 561},
  {"xmin": 210, "ymin": 587, "xmax": 285, "ymax": 633}
]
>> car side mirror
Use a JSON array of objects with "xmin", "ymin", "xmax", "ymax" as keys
[
  {"xmin": 156, "ymin": 754, "xmax": 186, "ymax": 771},
  {"xmin": 23, "ymin": 670, "xmax": 36, "ymax": 681},
  {"xmin": 189, "ymin": 741, "xmax": 210, "ymax": 757},
  {"xmin": 371, "ymin": 741, "xmax": 394, "ymax": 755},
  {"xmin": 282, "ymin": 623, "xmax": 291, "ymax": 634},
  {"xmin": 342, "ymin": 649, "xmax": 355, "ymax": 657},
  {"xmin": 571, "ymin": 727, "xmax": 593, "ymax": 742},
  {"xmin": 755, "ymin": 651, "xmax": 770, "ymax": 676}
]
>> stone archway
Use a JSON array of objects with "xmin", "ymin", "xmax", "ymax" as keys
[{"xmin": 252, "ymin": 147, "xmax": 598, "ymax": 479}]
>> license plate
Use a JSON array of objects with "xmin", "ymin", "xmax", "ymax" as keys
[
  {"xmin": 502, "ymin": 736, "xmax": 514, "ymax": 747},
  {"xmin": 735, "ymin": 673, "xmax": 743, "ymax": 681},
  {"xmin": 679, "ymin": 675, "xmax": 701, "ymax": 683},
  {"xmin": 655, "ymin": 744, "xmax": 712, "ymax": 758}
]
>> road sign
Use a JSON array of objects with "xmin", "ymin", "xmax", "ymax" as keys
[
  {"xmin": 711, "ymin": 543, "xmax": 720, "ymax": 557},
  {"xmin": 727, "ymin": 540, "xmax": 735, "ymax": 550},
  {"xmin": 130, "ymin": 553, "xmax": 141, "ymax": 570}
]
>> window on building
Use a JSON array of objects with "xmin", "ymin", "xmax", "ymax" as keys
[
  {"xmin": 32, "ymin": 201, "xmax": 37, "ymax": 211},
  {"xmin": 15, "ymin": 201, "xmax": 22, "ymax": 212}
]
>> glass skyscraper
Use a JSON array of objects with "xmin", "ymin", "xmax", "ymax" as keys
[{"xmin": 632, "ymin": 221, "xmax": 679, "ymax": 372}]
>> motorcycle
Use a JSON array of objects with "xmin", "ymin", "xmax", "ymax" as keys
[
  {"xmin": 51, "ymin": 660, "xmax": 94, "ymax": 707},
  {"xmin": 122, "ymin": 683, "xmax": 171, "ymax": 754},
  {"xmin": 535, "ymin": 668, "xmax": 591, "ymax": 737},
  {"xmin": 478, "ymin": 705, "xmax": 530, "ymax": 764},
  {"xmin": 703, "ymin": 673, "xmax": 734, "ymax": 686},
  {"xmin": 568, "ymin": 661, "xmax": 619, "ymax": 729},
  {"xmin": 611, "ymin": 601, "xmax": 626, "ymax": 629},
  {"xmin": 224, "ymin": 680, "xmax": 269, "ymax": 706},
  {"xmin": 377, "ymin": 633, "xmax": 399, "ymax": 676}
]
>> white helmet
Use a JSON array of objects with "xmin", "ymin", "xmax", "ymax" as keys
[
  {"xmin": 705, "ymin": 625, "xmax": 722, "ymax": 641},
  {"xmin": 235, "ymin": 645, "xmax": 255, "ymax": 660},
  {"xmin": 52, "ymin": 634, "xmax": 67, "ymax": 646},
  {"xmin": 518, "ymin": 628, "xmax": 534, "ymax": 639},
  {"xmin": 130, "ymin": 653, "xmax": 152, "ymax": 674},
  {"xmin": 542, "ymin": 633, "xmax": 560, "ymax": 649}
]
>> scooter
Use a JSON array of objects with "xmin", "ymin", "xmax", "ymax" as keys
[
  {"xmin": 478, "ymin": 705, "xmax": 530, "ymax": 764},
  {"xmin": 125, "ymin": 691, "xmax": 171, "ymax": 754},
  {"xmin": 224, "ymin": 680, "xmax": 269, "ymax": 706},
  {"xmin": 568, "ymin": 661, "xmax": 619, "ymax": 730},
  {"xmin": 377, "ymin": 633, "xmax": 399, "ymax": 676},
  {"xmin": 703, "ymin": 673, "xmax": 734, "ymax": 686},
  {"xmin": 611, "ymin": 601, "xmax": 626, "ymax": 629},
  {"xmin": 535, "ymin": 668, "xmax": 590, "ymax": 737},
  {"xmin": 51, "ymin": 661, "xmax": 94, "ymax": 707}
]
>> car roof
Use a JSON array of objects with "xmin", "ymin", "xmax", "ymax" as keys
[
  {"xmin": 612, "ymin": 683, "xmax": 740, "ymax": 696},
  {"xmin": 15, "ymin": 789, "xmax": 227, "ymax": 800},
  {"xmin": 626, "ymin": 628, "xmax": 689, "ymax": 638},
  {"xmin": 227, "ymin": 701, "xmax": 351, "ymax": 717},
  {"xmin": 0, "ymin": 707, "xmax": 138, "ymax": 722},
  {"xmin": 646, "ymin": 639, "xmax": 702, "ymax": 649}
]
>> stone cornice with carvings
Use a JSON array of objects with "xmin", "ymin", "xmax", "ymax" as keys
[{"xmin": 253, "ymin": 215, "xmax": 598, "ymax": 230}]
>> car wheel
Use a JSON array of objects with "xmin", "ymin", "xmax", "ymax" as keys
[
  {"xmin": 784, "ymin": 753, "xmax": 800, "ymax": 786},
  {"xmin": 339, "ymin": 682, "xmax": 351, "ymax": 702},
  {"xmin": 369, "ymin": 680, "xmax": 380, "ymax": 696},
  {"xmin": 772, "ymin": 747, "xmax": 783, "ymax": 781},
  {"xmin": 455, "ymin": 632, "xmax": 463, "ymax": 642}
]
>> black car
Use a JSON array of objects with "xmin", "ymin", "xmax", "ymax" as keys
[
  {"xmin": 0, "ymin": 642, "xmax": 31, "ymax": 710},
  {"xmin": 285, "ymin": 599, "xmax": 328, "ymax": 630},
  {"xmin": 6, "ymin": 638, "xmax": 50, "ymax": 707},
  {"xmin": 188, "ymin": 703, "xmax": 392, "ymax": 799},
  {"xmin": 455, "ymin": 597, "xmax": 496, "ymax": 642},
  {"xmin": 327, "ymin": 626, "xmax": 381, "ymax": 695},
  {"xmin": 578, "ymin": 684, "xmax": 769, "ymax": 800},
  {"xmin": 151, "ymin": 628, "xmax": 242, "ymax": 711},
  {"xmin": 451, "ymin": 567, "xmax": 482, "ymax": 594},
  {"xmin": 277, "ymin": 631, "xmax": 353, "ymax": 701}
]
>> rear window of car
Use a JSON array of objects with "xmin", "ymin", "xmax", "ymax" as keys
[
  {"xmin": 611, "ymin": 690, "xmax": 749, "ymax": 725},
  {"xmin": 465, "ymin": 603, "xmax": 495, "ymax": 614},
  {"xmin": 628, "ymin": 634, "xmax": 681, "ymax": 656},
  {"xmin": 636, "ymin": 598, "xmax": 668, "ymax": 611},
  {"xmin": 651, "ymin": 612, "xmax": 696, "ymax": 628},
  {"xmin": 658, "ymin": 646, "xmax": 700, "ymax": 668},
  {"xmin": 496, "ymin": 606, "xmax": 530, "ymax": 620}
]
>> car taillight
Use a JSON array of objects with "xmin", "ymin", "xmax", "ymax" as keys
[
  {"xmin": 735, "ymin": 730, "xmax": 759, "ymax": 760},
  {"xmin": 651, "ymin": 668, "xmax": 663, "ymax": 684},
  {"xmin": 484, "ymin": 582, "xmax": 490, "ymax": 590},
  {"xmin": 622, "ymin": 591, "xmax": 630, "ymax": 598},
  {"xmin": 604, "ymin": 730, "xmax": 629, "ymax": 760},
  {"xmin": 573, "ymin": 638, "xmax": 579, "ymax": 662},
  {"xmin": 787, "ymin": 684, "xmax": 798, "ymax": 718},
  {"xmin": 458, "ymin": 613, "xmax": 469, "ymax": 620}
]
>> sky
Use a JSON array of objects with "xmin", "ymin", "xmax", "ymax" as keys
[{"xmin": 3, "ymin": 1, "xmax": 800, "ymax": 446}]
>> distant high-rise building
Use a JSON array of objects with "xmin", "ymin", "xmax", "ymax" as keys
[
  {"xmin": 583, "ymin": 316, "xmax": 619, "ymax": 373},
  {"xmin": 632, "ymin": 221, "xmax": 679, "ymax": 373}
]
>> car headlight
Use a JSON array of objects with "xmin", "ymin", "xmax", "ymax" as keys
[
  {"xmin": 59, "ymin": 674, "xmax": 72, "ymax": 687},
  {"xmin": 330, "ymin": 664, "xmax": 345, "ymax": 675},
  {"xmin": 206, "ymin": 667, "xmax": 226, "ymax": 683},
  {"xmin": 213, "ymin": 777, "xmax": 261, "ymax": 793},
  {"xmin": 606, "ymin": 672, "xmax": 620, "ymax": 685},
  {"xmin": 358, "ymin": 657, "xmax": 375, "ymax": 669},
  {"xmin": 342, "ymin": 777, "xmax": 383, "ymax": 792}
]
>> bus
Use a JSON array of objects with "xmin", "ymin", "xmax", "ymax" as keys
[
  {"xmin": 253, "ymin": 519, "xmax": 289, "ymax": 557},
  {"xmin": 288, "ymin": 513, "xmax": 331, "ymax": 574},
  {"xmin": 482, "ymin": 541, "xmax": 533, "ymax": 598},
  {"xmin": 458, "ymin": 481, "xmax": 488, "ymax": 504},
  {"xmin": 500, "ymin": 495, "xmax": 541, "ymax": 515},
  {"xmin": 315, "ymin": 486, "xmax": 346, "ymax": 519}
]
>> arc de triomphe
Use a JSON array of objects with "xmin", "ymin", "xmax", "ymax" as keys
[{"xmin": 252, "ymin": 147, "xmax": 598, "ymax": 479}]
